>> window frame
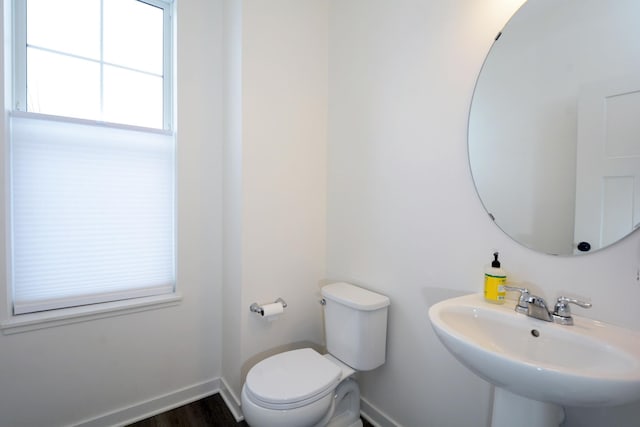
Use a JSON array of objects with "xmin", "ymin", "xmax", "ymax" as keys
[
  {"xmin": 12, "ymin": 0, "xmax": 174, "ymax": 131},
  {"xmin": 1, "ymin": 0, "xmax": 179, "ymax": 332}
]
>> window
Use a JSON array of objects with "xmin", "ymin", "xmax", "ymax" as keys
[
  {"xmin": 9, "ymin": 0, "xmax": 176, "ymax": 316},
  {"xmin": 15, "ymin": 0, "xmax": 171, "ymax": 129}
]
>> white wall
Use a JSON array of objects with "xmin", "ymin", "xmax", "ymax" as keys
[
  {"xmin": 221, "ymin": 0, "xmax": 328, "ymax": 403},
  {"xmin": 327, "ymin": 1, "xmax": 640, "ymax": 426},
  {"xmin": 0, "ymin": 1, "xmax": 224, "ymax": 426}
]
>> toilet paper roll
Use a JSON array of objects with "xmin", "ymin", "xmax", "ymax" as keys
[{"xmin": 261, "ymin": 302, "xmax": 284, "ymax": 318}]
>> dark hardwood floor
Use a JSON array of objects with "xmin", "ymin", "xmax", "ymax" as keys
[
  {"xmin": 126, "ymin": 394, "xmax": 248, "ymax": 427},
  {"xmin": 126, "ymin": 393, "xmax": 374, "ymax": 427}
]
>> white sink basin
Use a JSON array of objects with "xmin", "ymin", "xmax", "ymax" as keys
[{"xmin": 428, "ymin": 293, "xmax": 640, "ymax": 407}]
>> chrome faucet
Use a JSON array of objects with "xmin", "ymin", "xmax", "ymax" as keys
[
  {"xmin": 503, "ymin": 285, "xmax": 591, "ymax": 325},
  {"xmin": 551, "ymin": 296, "xmax": 592, "ymax": 325},
  {"xmin": 503, "ymin": 285, "xmax": 531, "ymax": 315}
]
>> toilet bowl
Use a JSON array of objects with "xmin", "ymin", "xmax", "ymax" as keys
[
  {"xmin": 241, "ymin": 283, "xmax": 390, "ymax": 427},
  {"xmin": 241, "ymin": 348, "xmax": 361, "ymax": 427}
]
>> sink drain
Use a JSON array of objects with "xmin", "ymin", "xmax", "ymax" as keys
[{"xmin": 531, "ymin": 329, "xmax": 540, "ymax": 337}]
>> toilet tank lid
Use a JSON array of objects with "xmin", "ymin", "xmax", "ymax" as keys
[{"xmin": 322, "ymin": 282, "xmax": 390, "ymax": 311}]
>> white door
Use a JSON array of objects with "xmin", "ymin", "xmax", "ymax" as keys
[{"xmin": 574, "ymin": 75, "xmax": 640, "ymax": 253}]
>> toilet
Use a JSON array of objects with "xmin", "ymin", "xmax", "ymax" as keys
[{"xmin": 241, "ymin": 282, "xmax": 390, "ymax": 427}]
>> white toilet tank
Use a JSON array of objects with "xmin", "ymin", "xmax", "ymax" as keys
[{"xmin": 321, "ymin": 282, "xmax": 390, "ymax": 371}]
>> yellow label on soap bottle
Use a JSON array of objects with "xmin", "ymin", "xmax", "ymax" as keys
[{"xmin": 484, "ymin": 273, "xmax": 506, "ymax": 303}]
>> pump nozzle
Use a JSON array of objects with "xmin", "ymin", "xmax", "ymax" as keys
[{"xmin": 492, "ymin": 252, "xmax": 501, "ymax": 268}]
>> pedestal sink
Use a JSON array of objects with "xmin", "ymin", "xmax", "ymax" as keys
[{"xmin": 428, "ymin": 294, "xmax": 640, "ymax": 427}]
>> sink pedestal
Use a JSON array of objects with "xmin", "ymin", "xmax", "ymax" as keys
[{"xmin": 492, "ymin": 387, "xmax": 565, "ymax": 427}]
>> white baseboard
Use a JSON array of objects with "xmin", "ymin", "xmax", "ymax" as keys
[
  {"xmin": 360, "ymin": 396, "xmax": 401, "ymax": 427},
  {"xmin": 219, "ymin": 376, "xmax": 244, "ymax": 422},
  {"xmin": 73, "ymin": 378, "xmax": 221, "ymax": 427},
  {"xmin": 71, "ymin": 377, "xmax": 398, "ymax": 427}
]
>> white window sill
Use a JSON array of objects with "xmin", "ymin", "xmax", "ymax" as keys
[{"xmin": 0, "ymin": 292, "xmax": 182, "ymax": 335}]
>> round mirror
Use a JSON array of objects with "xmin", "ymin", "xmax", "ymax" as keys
[{"xmin": 469, "ymin": 0, "xmax": 640, "ymax": 256}]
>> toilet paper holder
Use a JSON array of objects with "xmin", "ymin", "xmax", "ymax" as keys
[{"xmin": 250, "ymin": 298, "xmax": 288, "ymax": 316}]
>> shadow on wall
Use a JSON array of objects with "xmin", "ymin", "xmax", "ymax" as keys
[
  {"xmin": 421, "ymin": 286, "xmax": 496, "ymax": 427},
  {"xmin": 421, "ymin": 287, "xmax": 470, "ymax": 308},
  {"xmin": 241, "ymin": 280, "xmax": 333, "ymax": 384}
]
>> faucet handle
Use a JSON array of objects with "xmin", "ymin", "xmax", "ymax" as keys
[
  {"xmin": 552, "ymin": 296, "xmax": 592, "ymax": 325},
  {"xmin": 503, "ymin": 285, "xmax": 531, "ymax": 314}
]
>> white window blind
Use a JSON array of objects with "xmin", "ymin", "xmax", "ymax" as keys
[{"xmin": 10, "ymin": 113, "xmax": 175, "ymax": 315}]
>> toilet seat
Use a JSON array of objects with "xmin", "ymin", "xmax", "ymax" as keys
[{"xmin": 244, "ymin": 348, "xmax": 342, "ymax": 410}]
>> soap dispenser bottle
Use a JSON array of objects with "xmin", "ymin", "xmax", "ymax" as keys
[{"xmin": 484, "ymin": 252, "xmax": 506, "ymax": 304}]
